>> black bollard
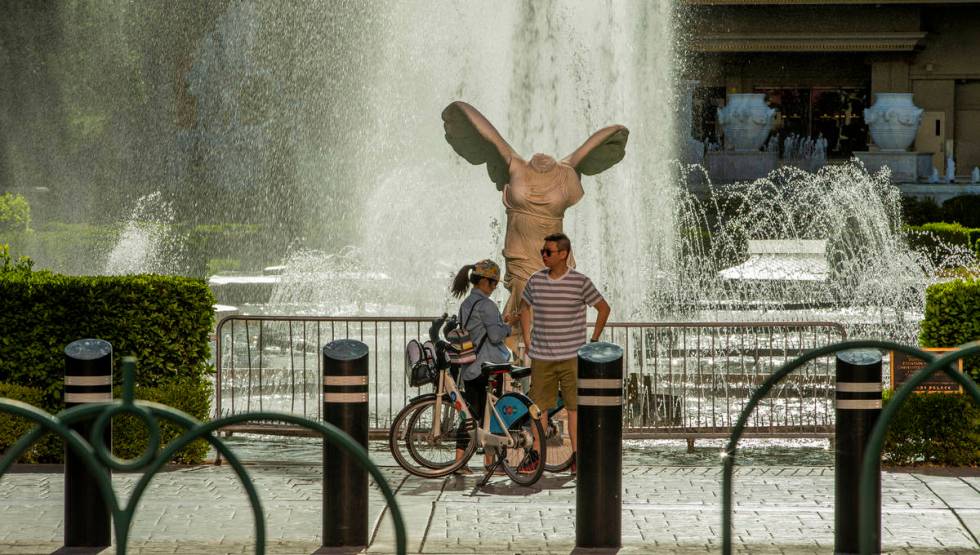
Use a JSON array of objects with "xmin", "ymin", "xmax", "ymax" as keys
[
  {"xmin": 64, "ymin": 338, "xmax": 113, "ymax": 548},
  {"xmin": 322, "ymin": 339, "xmax": 369, "ymax": 550},
  {"xmin": 834, "ymin": 349, "xmax": 882, "ymax": 555},
  {"xmin": 575, "ymin": 341, "xmax": 624, "ymax": 549}
]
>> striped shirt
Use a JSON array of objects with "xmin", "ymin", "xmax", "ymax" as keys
[{"xmin": 521, "ymin": 268, "xmax": 604, "ymax": 361}]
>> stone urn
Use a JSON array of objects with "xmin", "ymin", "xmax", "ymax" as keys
[
  {"xmin": 717, "ymin": 93, "xmax": 776, "ymax": 151},
  {"xmin": 863, "ymin": 93, "xmax": 923, "ymax": 151}
]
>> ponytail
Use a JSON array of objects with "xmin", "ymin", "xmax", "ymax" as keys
[{"xmin": 450, "ymin": 265, "xmax": 476, "ymax": 298}]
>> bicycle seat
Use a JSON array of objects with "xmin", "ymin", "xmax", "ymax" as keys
[
  {"xmin": 481, "ymin": 362, "xmax": 513, "ymax": 376},
  {"xmin": 509, "ymin": 366, "xmax": 531, "ymax": 380}
]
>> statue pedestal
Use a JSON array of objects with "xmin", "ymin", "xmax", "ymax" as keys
[
  {"xmin": 705, "ymin": 151, "xmax": 778, "ymax": 183},
  {"xmin": 854, "ymin": 151, "xmax": 933, "ymax": 183}
]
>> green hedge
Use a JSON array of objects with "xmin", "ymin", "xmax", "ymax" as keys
[
  {"xmin": 0, "ymin": 383, "xmax": 62, "ymax": 463},
  {"xmin": 920, "ymin": 278, "xmax": 980, "ymax": 380},
  {"xmin": 0, "ymin": 380, "xmax": 211, "ymax": 464},
  {"xmin": 0, "ymin": 270, "xmax": 214, "ymax": 404},
  {"xmin": 0, "ymin": 247, "xmax": 214, "ymax": 463},
  {"xmin": 904, "ymin": 222, "xmax": 980, "ymax": 264},
  {"xmin": 941, "ymin": 195, "xmax": 980, "ymax": 228},
  {"xmin": 882, "ymin": 390, "xmax": 980, "ymax": 466},
  {"xmin": 903, "ymin": 195, "xmax": 980, "ymax": 227}
]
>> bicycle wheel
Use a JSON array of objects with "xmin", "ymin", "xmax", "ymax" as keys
[
  {"xmin": 498, "ymin": 406, "xmax": 546, "ymax": 486},
  {"xmin": 543, "ymin": 406, "xmax": 574, "ymax": 473},
  {"xmin": 389, "ymin": 396, "xmax": 475, "ymax": 478}
]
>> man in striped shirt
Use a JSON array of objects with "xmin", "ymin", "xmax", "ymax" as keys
[{"xmin": 517, "ymin": 232, "xmax": 611, "ymax": 473}]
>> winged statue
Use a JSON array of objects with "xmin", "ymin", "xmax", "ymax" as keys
[{"xmin": 441, "ymin": 100, "xmax": 629, "ymax": 338}]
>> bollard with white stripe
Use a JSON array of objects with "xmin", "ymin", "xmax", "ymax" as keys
[
  {"xmin": 576, "ymin": 341, "xmax": 624, "ymax": 549},
  {"xmin": 322, "ymin": 339, "xmax": 369, "ymax": 549},
  {"xmin": 64, "ymin": 338, "xmax": 113, "ymax": 548},
  {"xmin": 835, "ymin": 349, "xmax": 882, "ymax": 555}
]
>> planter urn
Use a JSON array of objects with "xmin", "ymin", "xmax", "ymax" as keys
[
  {"xmin": 863, "ymin": 93, "xmax": 924, "ymax": 152},
  {"xmin": 717, "ymin": 93, "xmax": 776, "ymax": 152}
]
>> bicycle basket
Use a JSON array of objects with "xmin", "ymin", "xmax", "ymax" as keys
[{"xmin": 405, "ymin": 339, "xmax": 436, "ymax": 387}]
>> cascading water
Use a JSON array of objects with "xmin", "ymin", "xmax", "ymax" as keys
[
  {"xmin": 269, "ymin": 1, "xmax": 681, "ymax": 320},
  {"xmin": 104, "ymin": 192, "xmax": 181, "ymax": 275},
  {"xmin": 671, "ymin": 163, "xmax": 977, "ymax": 343}
]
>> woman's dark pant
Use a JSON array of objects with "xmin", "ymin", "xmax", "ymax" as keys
[{"xmin": 456, "ymin": 372, "xmax": 488, "ymax": 450}]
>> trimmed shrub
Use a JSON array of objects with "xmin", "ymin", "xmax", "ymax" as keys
[
  {"xmin": 942, "ymin": 195, "xmax": 980, "ymax": 228},
  {"xmin": 920, "ymin": 278, "xmax": 980, "ymax": 380},
  {"xmin": 882, "ymin": 390, "xmax": 980, "ymax": 466},
  {"xmin": 901, "ymin": 196, "xmax": 943, "ymax": 226},
  {"xmin": 0, "ymin": 383, "xmax": 61, "ymax": 463},
  {"xmin": 0, "ymin": 380, "xmax": 212, "ymax": 464},
  {"xmin": 111, "ymin": 378, "xmax": 212, "ymax": 464},
  {"xmin": 0, "ymin": 250, "xmax": 214, "ymax": 417},
  {"xmin": 904, "ymin": 222, "xmax": 980, "ymax": 264}
]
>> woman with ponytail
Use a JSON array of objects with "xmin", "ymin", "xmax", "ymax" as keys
[{"xmin": 450, "ymin": 259, "xmax": 512, "ymax": 474}]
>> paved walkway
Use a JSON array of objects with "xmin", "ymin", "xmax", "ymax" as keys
[{"xmin": 1, "ymin": 464, "xmax": 978, "ymax": 554}]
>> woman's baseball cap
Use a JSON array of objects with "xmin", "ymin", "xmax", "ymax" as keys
[{"xmin": 472, "ymin": 259, "xmax": 501, "ymax": 281}]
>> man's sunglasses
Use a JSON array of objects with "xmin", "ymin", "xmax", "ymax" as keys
[{"xmin": 540, "ymin": 248, "xmax": 563, "ymax": 257}]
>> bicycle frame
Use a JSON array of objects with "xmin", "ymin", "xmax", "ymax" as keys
[{"xmin": 430, "ymin": 368, "xmax": 518, "ymax": 450}]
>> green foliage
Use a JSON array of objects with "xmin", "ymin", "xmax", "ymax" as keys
[
  {"xmin": 0, "ymin": 383, "xmax": 61, "ymax": 463},
  {"xmin": 0, "ymin": 267, "xmax": 214, "ymax": 408},
  {"xmin": 0, "ymin": 193, "xmax": 31, "ymax": 233},
  {"xmin": 942, "ymin": 195, "xmax": 980, "ymax": 228},
  {"xmin": 882, "ymin": 390, "xmax": 980, "ymax": 466},
  {"xmin": 904, "ymin": 222, "xmax": 980, "ymax": 264},
  {"xmin": 903, "ymin": 194, "xmax": 980, "ymax": 228},
  {"xmin": 920, "ymin": 278, "xmax": 980, "ymax": 379},
  {"xmin": 0, "ymin": 244, "xmax": 34, "ymax": 275},
  {"xmin": 206, "ymin": 258, "xmax": 241, "ymax": 275},
  {"xmin": 184, "ymin": 223, "xmax": 264, "ymax": 277},
  {"xmin": 111, "ymin": 378, "xmax": 212, "ymax": 464},
  {"xmin": 0, "ymin": 380, "xmax": 212, "ymax": 465},
  {"xmin": 19, "ymin": 222, "xmax": 121, "ymax": 275},
  {"xmin": 901, "ymin": 196, "xmax": 943, "ymax": 226}
]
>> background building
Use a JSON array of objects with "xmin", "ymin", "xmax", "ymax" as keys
[{"xmin": 684, "ymin": 0, "xmax": 980, "ymax": 174}]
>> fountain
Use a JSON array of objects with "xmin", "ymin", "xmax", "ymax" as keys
[
  {"xmin": 104, "ymin": 192, "xmax": 181, "ymax": 275},
  {"xmin": 2, "ymin": 2, "xmax": 972, "ymax": 347}
]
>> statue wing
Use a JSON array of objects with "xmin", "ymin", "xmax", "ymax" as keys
[
  {"xmin": 562, "ymin": 125, "xmax": 629, "ymax": 176},
  {"xmin": 442, "ymin": 101, "xmax": 516, "ymax": 190}
]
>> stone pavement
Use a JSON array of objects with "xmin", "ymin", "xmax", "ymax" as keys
[{"xmin": 0, "ymin": 464, "xmax": 978, "ymax": 554}]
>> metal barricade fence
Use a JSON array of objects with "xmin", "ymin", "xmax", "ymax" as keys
[{"xmin": 213, "ymin": 316, "xmax": 846, "ymax": 439}]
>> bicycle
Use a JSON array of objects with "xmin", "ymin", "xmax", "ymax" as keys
[
  {"xmin": 542, "ymin": 394, "xmax": 574, "ymax": 473},
  {"xmin": 390, "ymin": 317, "xmax": 547, "ymax": 486}
]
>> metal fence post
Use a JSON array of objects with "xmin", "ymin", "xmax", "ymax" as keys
[
  {"xmin": 322, "ymin": 339, "xmax": 369, "ymax": 549},
  {"xmin": 835, "ymin": 349, "xmax": 882, "ymax": 555},
  {"xmin": 64, "ymin": 338, "xmax": 113, "ymax": 548},
  {"xmin": 576, "ymin": 341, "xmax": 624, "ymax": 549}
]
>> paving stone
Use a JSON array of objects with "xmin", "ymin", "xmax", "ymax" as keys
[{"xmin": 1, "ymin": 465, "xmax": 978, "ymax": 553}]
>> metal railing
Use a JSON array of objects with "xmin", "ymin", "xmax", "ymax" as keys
[
  {"xmin": 718, "ymin": 339, "xmax": 980, "ymax": 555},
  {"xmin": 0, "ymin": 357, "xmax": 408, "ymax": 555},
  {"xmin": 214, "ymin": 315, "xmax": 846, "ymax": 439}
]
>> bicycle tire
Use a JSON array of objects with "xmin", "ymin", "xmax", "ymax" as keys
[
  {"xmin": 543, "ymin": 405, "xmax": 574, "ymax": 473},
  {"xmin": 498, "ymin": 399, "xmax": 546, "ymax": 486},
  {"xmin": 389, "ymin": 396, "xmax": 475, "ymax": 478}
]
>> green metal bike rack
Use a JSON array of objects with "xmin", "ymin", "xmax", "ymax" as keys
[
  {"xmin": 0, "ymin": 356, "xmax": 408, "ymax": 555},
  {"xmin": 719, "ymin": 339, "xmax": 948, "ymax": 554},
  {"xmin": 858, "ymin": 341, "xmax": 980, "ymax": 555}
]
